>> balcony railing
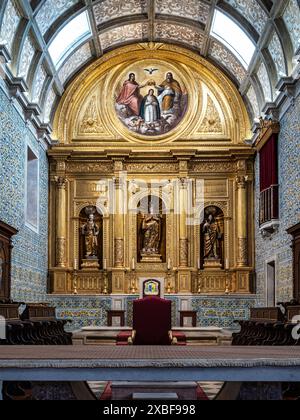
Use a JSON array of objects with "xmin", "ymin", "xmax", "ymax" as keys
[{"xmin": 259, "ymin": 185, "xmax": 279, "ymax": 226}]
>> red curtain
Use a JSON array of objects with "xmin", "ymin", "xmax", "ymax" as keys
[{"xmin": 260, "ymin": 134, "xmax": 278, "ymax": 192}]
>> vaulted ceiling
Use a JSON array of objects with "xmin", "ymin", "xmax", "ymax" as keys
[{"xmin": 0, "ymin": 0, "xmax": 299, "ymax": 133}]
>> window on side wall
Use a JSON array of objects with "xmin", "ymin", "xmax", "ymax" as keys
[{"xmin": 26, "ymin": 147, "xmax": 39, "ymax": 232}]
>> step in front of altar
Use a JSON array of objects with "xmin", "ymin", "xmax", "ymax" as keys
[
  {"xmin": 116, "ymin": 331, "xmax": 187, "ymax": 346},
  {"xmin": 73, "ymin": 326, "xmax": 233, "ymax": 346},
  {"xmin": 111, "ymin": 382, "xmax": 198, "ymax": 401}
]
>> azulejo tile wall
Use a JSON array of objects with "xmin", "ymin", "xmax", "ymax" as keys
[
  {"xmin": 191, "ymin": 296, "xmax": 256, "ymax": 328},
  {"xmin": 49, "ymin": 294, "xmax": 256, "ymax": 331},
  {"xmin": 49, "ymin": 296, "xmax": 112, "ymax": 331},
  {"xmin": 255, "ymin": 94, "xmax": 300, "ymax": 305},
  {"xmin": 0, "ymin": 84, "xmax": 48, "ymax": 302}
]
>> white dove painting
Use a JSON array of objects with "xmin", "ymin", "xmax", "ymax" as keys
[{"xmin": 115, "ymin": 61, "xmax": 188, "ymax": 137}]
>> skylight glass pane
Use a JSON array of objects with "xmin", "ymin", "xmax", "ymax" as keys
[
  {"xmin": 49, "ymin": 12, "xmax": 91, "ymax": 67},
  {"xmin": 211, "ymin": 10, "xmax": 256, "ymax": 68}
]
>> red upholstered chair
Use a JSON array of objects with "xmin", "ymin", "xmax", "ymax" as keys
[{"xmin": 129, "ymin": 296, "xmax": 176, "ymax": 345}]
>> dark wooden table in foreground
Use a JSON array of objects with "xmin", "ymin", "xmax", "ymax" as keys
[{"xmin": 0, "ymin": 346, "xmax": 300, "ymax": 382}]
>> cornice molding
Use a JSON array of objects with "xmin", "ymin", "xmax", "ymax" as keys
[
  {"xmin": 252, "ymin": 75, "xmax": 300, "ymax": 144},
  {"xmin": 0, "ymin": 60, "xmax": 52, "ymax": 148},
  {"xmin": 253, "ymin": 118, "xmax": 280, "ymax": 152}
]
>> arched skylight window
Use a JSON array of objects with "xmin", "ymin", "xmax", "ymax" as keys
[
  {"xmin": 211, "ymin": 10, "xmax": 256, "ymax": 68},
  {"xmin": 48, "ymin": 11, "xmax": 91, "ymax": 68}
]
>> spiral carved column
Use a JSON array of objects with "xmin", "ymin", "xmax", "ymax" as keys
[
  {"xmin": 114, "ymin": 177, "xmax": 124, "ymax": 267},
  {"xmin": 55, "ymin": 177, "xmax": 67, "ymax": 268},
  {"xmin": 236, "ymin": 175, "xmax": 248, "ymax": 268},
  {"xmin": 179, "ymin": 178, "xmax": 188, "ymax": 268}
]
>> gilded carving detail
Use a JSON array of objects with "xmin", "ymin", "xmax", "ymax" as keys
[
  {"xmin": 66, "ymin": 162, "xmax": 113, "ymax": 173},
  {"xmin": 80, "ymin": 96, "xmax": 104, "ymax": 134},
  {"xmin": 49, "ymin": 44, "xmax": 254, "ymax": 297},
  {"xmin": 236, "ymin": 160, "xmax": 247, "ymax": 172},
  {"xmin": 189, "ymin": 161, "xmax": 234, "ymax": 173},
  {"xmin": 114, "ymin": 238, "xmax": 124, "ymax": 267},
  {"xmin": 237, "ymin": 238, "xmax": 248, "ymax": 266},
  {"xmin": 236, "ymin": 175, "xmax": 248, "ymax": 189},
  {"xmin": 55, "ymin": 176, "xmax": 67, "ymax": 189},
  {"xmin": 56, "ymin": 238, "xmax": 66, "ymax": 268},
  {"xmin": 199, "ymin": 96, "xmax": 223, "ymax": 133},
  {"xmin": 54, "ymin": 44, "xmax": 250, "ymax": 145},
  {"xmin": 125, "ymin": 162, "xmax": 179, "ymax": 173},
  {"xmin": 199, "ymin": 272, "xmax": 231, "ymax": 293},
  {"xmin": 179, "ymin": 239, "xmax": 188, "ymax": 267},
  {"xmin": 56, "ymin": 160, "xmax": 66, "ymax": 172},
  {"xmin": 74, "ymin": 273, "xmax": 103, "ymax": 293},
  {"xmin": 204, "ymin": 201, "xmax": 229, "ymax": 218}
]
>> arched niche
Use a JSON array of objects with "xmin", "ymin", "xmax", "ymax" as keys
[
  {"xmin": 137, "ymin": 195, "xmax": 166, "ymax": 263},
  {"xmin": 200, "ymin": 206, "xmax": 225, "ymax": 270},
  {"xmin": 79, "ymin": 206, "xmax": 103, "ymax": 270}
]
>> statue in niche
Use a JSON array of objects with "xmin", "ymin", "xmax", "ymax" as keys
[
  {"xmin": 141, "ymin": 211, "xmax": 162, "ymax": 255},
  {"xmin": 203, "ymin": 208, "xmax": 223, "ymax": 261},
  {"xmin": 81, "ymin": 208, "xmax": 100, "ymax": 259}
]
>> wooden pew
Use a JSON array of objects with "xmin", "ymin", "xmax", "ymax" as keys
[
  {"xmin": 232, "ymin": 303, "xmax": 300, "ymax": 399},
  {"xmin": 233, "ymin": 305, "xmax": 300, "ymax": 347},
  {"xmin": 0, "ymin": 302, "xmax": 72, "ymax": 346},
  {"xmin": 0, "ymin": 301, "xmax": 73, "ymax": 400}
]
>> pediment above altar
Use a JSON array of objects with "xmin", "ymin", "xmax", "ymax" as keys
[{"xmin": 53, "ymin": 44, "xmax": 251, "ymax": 147}]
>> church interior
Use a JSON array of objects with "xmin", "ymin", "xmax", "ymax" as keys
[{"xmin": 0, "ymin": 0, "xmax": 300, "ymax": 402}]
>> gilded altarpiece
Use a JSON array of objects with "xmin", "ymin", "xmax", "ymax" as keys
[{"xmin": 49, "ymin": 44, "xmax": 254, "ymax": 297}]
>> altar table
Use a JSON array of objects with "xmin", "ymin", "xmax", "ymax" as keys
[{"xmin": 0, "ymin": 346, "xmax": 300, "ymax": 383}]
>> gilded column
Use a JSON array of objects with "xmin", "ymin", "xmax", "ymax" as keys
[
  {"xmin": 179, "ymin": 178, "xmax": 188, "ymax": 267},
  {"xmin": 114, "ymin": 177, "xmax": 124, "ymax": 267},
  {"xmin": 55, "ymin": 176, "xmax": 67, "ymax": 268},
  {"xmin": 236, "ymin": 175, "xmax": 248, "ymax": 267}
]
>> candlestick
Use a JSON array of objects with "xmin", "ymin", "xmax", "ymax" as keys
[
  {"xmin": 197, "ymin": 267, "xmax": 202, "ymax": 294},
  {"xmin": 130, "ymin": 272, "xmax": 137, "ymax": 294},
  {"xmin": 197, "ymin": 258, "xmax": 201, "ymax": 271},
  {"xmin": 225, "ymin": 259, "xmax": 230, "ymax": 271},
  {"xmin": 166, "ymin": 271, "xmax": 172, "ymax": 294},
  {"xmin": 103, "ymin": 271, "xmax": 108, "ymax": 295},
  {"xmin": 73, "ymin": 269, "xmax": 78, "ymax": 295},
  {"xmin": 225, "ymin": 279, "xmax": 230, "ymax": 295},
  {"xmin": 132, "ymin": 257, "xmax": 136, "ymax": 271},
  {"xmin": 103, "ymin": 258, "xmax": 107, "ymax": 271},
  {"xmin": 74, "ymin": 259, "xmax": 79, "ymax": 271}
]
